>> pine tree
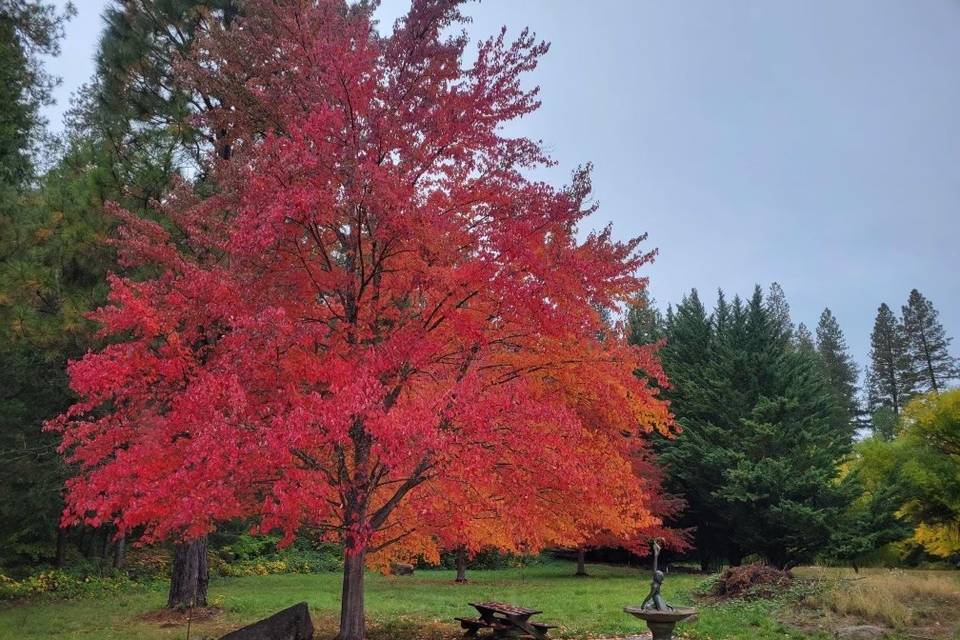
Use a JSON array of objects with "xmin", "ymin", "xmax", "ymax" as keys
[
  {"xmin": 794, "ymin": 322, "xmax": 815, "ymax": 354},
  {"xmin": 626, "ymin": 288, "xmax": 664, "ymax": 346},
  {"xmin": 0, "ymin": 0, "xmax": 77, "ymax": 570},
  {"xmin": 816, "ymin": 308, "xmax": 859, "ymax": 421},
  {"xmin": 901, "ymin": 289, "xmax": 958, "ymax": 393},
  {"xmin": 659, "ymin": 286, "xmax": 851, "ymax": 568},
  {"xmin": 766, "ymin": 282, "xmax": 793, "ymax": 340},
  {"xmin": 867, "ymin": 303, "xmax": 914, "ymax": 416},
  {"xmin": 715, "ymin": 287, "xmax": 850, "ymax": 568},
  {"xmin": 96, "ymin": 0, "xmax": 240, "ymax": 165},
  {"xmin": 657, "ymin": 289, "xmax": 734, "ymax": 569},
  {"xmin": 0, "ymin": 0, "xmax": 73, "ymax": 187}
]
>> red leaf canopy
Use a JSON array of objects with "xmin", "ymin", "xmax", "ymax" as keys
[{"xmin": 49, "ymin": 0, "xmax": 674, "ymax": 563}]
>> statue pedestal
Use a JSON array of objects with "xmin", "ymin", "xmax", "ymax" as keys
[{"xmin": 623, "ymin": 606, "xmax": 697, "ymax": 640}]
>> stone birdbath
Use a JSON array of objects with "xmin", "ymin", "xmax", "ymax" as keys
[{"xmin": 623, "ymin": 541, "xmax": 697, "ymax": 640}]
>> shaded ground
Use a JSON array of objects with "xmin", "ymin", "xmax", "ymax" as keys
[{"xmin": 0, "ymin": 561, "xmax": 956, "ymax": 639}]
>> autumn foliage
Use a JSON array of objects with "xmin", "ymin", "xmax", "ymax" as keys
[{"xmin": 48, "ymin": 1, "xmax": 674, "ymax": 637}]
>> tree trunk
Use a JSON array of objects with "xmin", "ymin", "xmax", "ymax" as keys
[
  {"xmin": 167, "ymin": 536, "xmax": 209, "ymax": 609},
  {"xmin": 920, "ymin": 329, "xmax": 939, "ymax": 393},
  {"xmin": 55, "ymin": 527, "xmax": 67, "ymax": 568},
  {"xmin": 575, "ymin": 547, "xmax": 588, "ymax": 576},
  {"xmin": 455, "ymin": 547, "xmax": 468, "ymax": 583},
  {"xmin": 100, "ymin": 527, "xmax": 111, "ymax": 559},
  {"xmin": 113, "ymin": 535, "xmax": 126, "ymax": 570},
  {"xmin": 335, "ymin": 548, "xmax": 366, "ymax": 640}
]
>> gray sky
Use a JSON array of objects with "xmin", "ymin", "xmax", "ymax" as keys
[{"xmin": 46, "ymin": 0, "xmax": 960, "ymax": 378}]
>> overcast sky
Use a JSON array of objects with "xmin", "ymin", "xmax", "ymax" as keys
[{"xmin": 45, "ymin": 0, "xmax": 960, "ymax": 379}]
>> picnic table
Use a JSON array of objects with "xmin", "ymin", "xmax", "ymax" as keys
[{"xmin": 455, "ymin": 601, "xmax": 556, "ymax": 639}]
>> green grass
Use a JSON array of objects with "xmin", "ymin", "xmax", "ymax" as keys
[{"xmin": 0, "ymin": 561, "xmax": 813, "ymax": 640}]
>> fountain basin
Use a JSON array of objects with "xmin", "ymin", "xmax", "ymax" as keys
[{"xmin": 623, "ymin": 606, "xmax": 697, "ymax": 640}]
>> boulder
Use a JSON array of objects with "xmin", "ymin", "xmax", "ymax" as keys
[
  {"xmin": 391, "ymin": 562, "xmax": 415, "ymax": 575},
  {"xmin": 219, "ymin": 602, "xmax": 313, "ymax": 640},
  {"xmin": 835, "ymin": 625, "xmax": 888, "ymax": 640}
]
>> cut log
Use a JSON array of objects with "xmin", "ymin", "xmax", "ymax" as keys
[{"xmin": 218, "ymin": 602, "xmax": 314, "ymax": 640}]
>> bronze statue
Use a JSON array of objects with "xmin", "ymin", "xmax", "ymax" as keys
[
  {"xmin": 640, "ymin": 540, "xmax": 673, "ymax": 611},
  {"xmin": 624, "ymin": 537, "xmax": 696, "ymax": 640}
]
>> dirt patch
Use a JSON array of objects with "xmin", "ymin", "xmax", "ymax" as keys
[{"xmin": 136, "ymin": 606, "xmax": 224, "ymax": 628}]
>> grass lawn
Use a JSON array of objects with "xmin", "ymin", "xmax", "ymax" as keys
[{"xmin": 0, "ymin": 560, "xmax": 803, "ymax": 640}]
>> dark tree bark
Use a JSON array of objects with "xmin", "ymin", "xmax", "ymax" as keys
[
  {"xmin": 167, "ymin": 536, "xmax": 209, "ymax": 609},
  {"xmin": 455, "ymin": 546, "xmax": 468, "ymax": 583},
  {"xmin": 55, "ymin": 527, "xmax": 67, "ymax": 568},
  {"xmin": 113, "ymin": 534, "xmax": 126, "ymax": 570},
  {"xmin": 335, "ymin": 548, "xmax": 366, "ymax": 640},
  {"xmin": 575, "ymin": 547, "xmax": 588, "ymax": 577},
  {"xmin": 100, "ymin": 527, "xmax": 111, "ymax": 559}
]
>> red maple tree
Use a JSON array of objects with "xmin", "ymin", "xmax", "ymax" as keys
[{"xmin": 49, "ymin": 2, "xmax": 674, "ymax": 638}]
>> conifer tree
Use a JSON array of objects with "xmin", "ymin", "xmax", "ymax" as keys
[
  {"xmin": 766, "ymin": 281, "xmax": 793, "ymax": 339},
  {"xmin": 657, "ymin": 289, "xmax": 734, "ymax": 569},
  {"xmin": 0, "ymin": 0, "xmax": 73, "ymax": 187},
  {"xmin": 659, "ymin": 286, "xmax": 852, "ymax": 568},
  {"xmin": 816, "ymin": 308, "xmax": 859, "ymax": 421},
  {"xmin": 718, "ymin": 287, "xmax": 850, "ymax": 568},
  {"xmin": 794, "ymin": 322, "xmax": 815, "ymax": 354},
  {"xmin": 96, "ymin": 0, "xmax": 240, "ymax": 166},
  {"xmin": 626, "ymin": 288, "xmax": 664, "ymax": 347},
  {"xmin": 867, "ymin": 303, "xmax": 914, "ymax": 416},
  {"xmin": 901, "ymin": 289, "xmax": 958, "ymax": 394}
]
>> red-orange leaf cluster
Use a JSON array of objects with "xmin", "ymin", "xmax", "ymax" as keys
[{"xmin": 48, "ymin": 2, "xmax": 675, "ymax": 638}]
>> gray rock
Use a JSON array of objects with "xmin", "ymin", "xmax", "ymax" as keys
[
  {"xmin": 219, "ymin": 602, "xmax": 313, "ymax": 640},
  {"xmin": 391, "ymin": 562, "xmax": 415, "ymax": 575},
  {"xmin": 835, "ymin": 625, "xmax": 888, "ymax": 640}
]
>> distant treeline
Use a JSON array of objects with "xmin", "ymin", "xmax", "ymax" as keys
[{"xmin": 627, "ymin": 284, "xmax": 959, "ymax": 569}]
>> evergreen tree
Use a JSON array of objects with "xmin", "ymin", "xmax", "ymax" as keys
[
  {"xmin": 97, "ymin": 0, "xmax": 240, "ymax": 166},
  {"xmin": 717, "ymin": 288, "xmax": 850, "ymax": 568},
  {"xmin": 901, "ymin": 289, "xmax": 958, "ymax": 393},
  {"xmin": 826, "ymin": 478, "xmax": 910, "ymax": 572},
  {"xmin": 0, "ymin": 0, "xmax": 73, "ymax": 187},
  {"xmin": 815, "ymin": 308, "xmax": 859, "ymax": 421},
  {"xmin": 794, "ymin": 322, "xmax": 815, "ymax": 354},
  {"xmin": 867, "ymin": 303, "xmax": 914, "ymax": 416},
  {"xmin": 626, "ymin": 288, "xmax": 664, "ymax": 346},
  {"xmin": 657, "ymin": 289, "xmax": 735, "ymax": 569},
  {"xmin": 0, "ymin": 0, "xmax": 77, "ymax": 570},
  {"xmin": 659, "ymin": 286, "xmax": 852, "ymax": 568},
  {"xmin": 766, "ymin": 281, "xmax": 793, "ymax": 340}
]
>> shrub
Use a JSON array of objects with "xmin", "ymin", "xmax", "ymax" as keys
[
  {"xmin": 214, "ymin": 539, "xmax": 342, "ymax": 577},
  {"xmin": 0, "ymin": 570, "xmax": 138, "ymax": 601}
]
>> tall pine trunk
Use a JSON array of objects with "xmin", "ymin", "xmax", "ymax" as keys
[
  {"xmin": 455, "ymin": 547, "xmax": 468, "ymax": 583},
  {"xmin": 336, "ymin": 548, "xmax": 366, "ymax": 640},
  {"xmin": 575, "ymin": 547, "xmax": 588, "ymax": 576},
  {"xmin": 167, "ymin": 536, "xmax": 209, "ymax": 609}
]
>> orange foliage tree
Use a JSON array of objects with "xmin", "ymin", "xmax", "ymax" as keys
[{"xmin": 49, "ymin": 2, "xmax": 674, "ymax": 638}]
